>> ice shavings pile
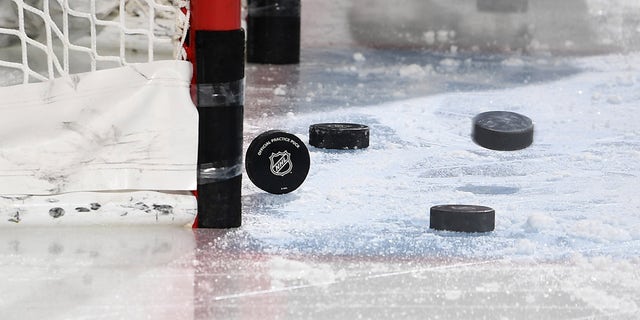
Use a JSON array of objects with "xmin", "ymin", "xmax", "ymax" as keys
[{"xmin": 241, "ymin": 53, "xmax": 640, "ymax": 260}]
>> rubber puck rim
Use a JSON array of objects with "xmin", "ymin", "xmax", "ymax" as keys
[
  {"xmin": 245, "ymin": 130, "xmax": 310, "ymax": 194},
  {"xmin": 309, "ymin": 123, "xmax": 370, "ymax": 150},
  {"xmin": 430, "ymin": 204, "xmax": 495, "ymax": 233},
  {"xmin": 472, "ymin": 111, "xmax": 534, "ymax": 151}
]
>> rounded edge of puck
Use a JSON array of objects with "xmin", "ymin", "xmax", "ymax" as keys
[
  {"xmin": 309, "ymin": 123, "xmax": 370, "ymax": 150},
  {"xmin": 472, "ymin": 111, "xmax": 534, "ymax": 151},
  {"xmin": 245, "ymin": 130, "xmax": 310, "ymax": 194},
  {"xmin": 430, "ymin": 204, "xmax": 495, "ymax": 233}
]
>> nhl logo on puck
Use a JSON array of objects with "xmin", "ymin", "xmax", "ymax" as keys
[
  {"xmin": 269, "ymin": 151, "xmax": 293, "ymax": 176},
  {"xmin": 245, "ymin": 130, "xmax": 310, "ymax": 194}
]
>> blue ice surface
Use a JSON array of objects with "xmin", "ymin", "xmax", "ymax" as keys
[{"xmin": 240, "ymin": 49, "xmax": 640, "ymax": 261}]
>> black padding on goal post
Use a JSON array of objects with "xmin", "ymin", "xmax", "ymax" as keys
[
  {"xmin": 194, "ymin": 29, "xmax": 245, "ymax": 229},
  {"xmin": 196, "ymin": 175, "xmax": 242, "ymax": 229},
  {"xmin": 195, "ymin": 30, "xmax": 245, "ymax": 83}
]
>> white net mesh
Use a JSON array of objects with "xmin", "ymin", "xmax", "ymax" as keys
[{"xmin": 0, "ymin": 0, "xmax": 189, "ymax": 86}]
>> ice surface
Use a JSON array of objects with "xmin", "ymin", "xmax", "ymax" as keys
[
  {"xmin": 242, "ymin": 53, "xmax": 640, "ymax": 262},
  {"xmin": 223, "ymin": 49, "xmax": 640, "ymax": 318},
  {"xmin": 2, "ymin": 0, "xmax": 640, "ymax": 318},
  {"xmin": 238, "ymin": 49, "xmax": 640, "ymax": 319}
]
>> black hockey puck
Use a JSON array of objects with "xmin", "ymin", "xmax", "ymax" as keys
[
  {"xmin": 309, "ymin": 123, "xmax": 370, "ymax": 150},
  {"xmin": 245, "ymin": 130, "xmax": 310, "ymax": 194},
  {"xmin": 472, "ymin": 111, "xmax": 534, "ymax": 151},
  {"xmin": 430, "ymin": 205, "xmax": 495, "ymax": 233}
]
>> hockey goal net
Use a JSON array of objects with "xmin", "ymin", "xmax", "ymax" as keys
[
  {"xmin": 0, "ymin": 0, "xmax": 199, "ymax": 226},
  {"xmin": 0, "ymin": 0, "xmax": 189, "ymax": 86}
]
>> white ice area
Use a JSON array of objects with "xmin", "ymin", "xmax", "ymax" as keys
[
  {"xmin": 2, "ymin": 1, "xmax": 640, "ymax": 318},
  {"xmin": 1, "ymin": 53, "xmax": 638, "ymax": 320},
  {"xmin": 242, "ymin": 53, "xmax": 640, "ymax": 261}
]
